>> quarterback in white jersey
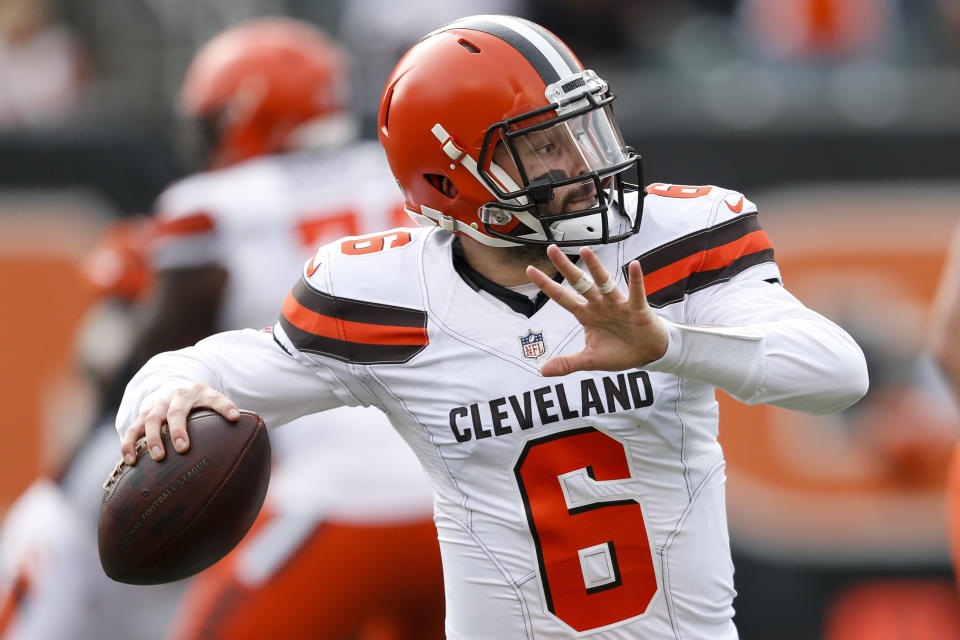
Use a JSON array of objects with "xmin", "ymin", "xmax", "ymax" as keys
[{"xmin": 117, "ymin": 15, "xmax": 868, "ymax": 639}]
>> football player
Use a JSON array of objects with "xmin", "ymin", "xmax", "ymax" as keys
[
  {"xmin": 117, "ymin": 15, "xmax": 869, "ymax": 639},
  {"xmin": 139, "ymin": 18, "xmax": 444, "ymax": 640}
]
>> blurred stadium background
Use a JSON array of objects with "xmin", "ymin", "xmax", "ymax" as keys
[{"xmin": 1, "ymin": 0, "xmax": 959, "ymax": 638}]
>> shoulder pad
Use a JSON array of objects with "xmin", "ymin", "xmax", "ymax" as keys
[
  {"xmin": 278, "ymin": 227, "xmax": 430, "ymax": 365},
  {"xmin": 643, "ymin": 183, "xmax": 757, "ymax": 230},
  {"xmin": 627, "ymin": 184, "xmax": 775, "ymax": 307}
]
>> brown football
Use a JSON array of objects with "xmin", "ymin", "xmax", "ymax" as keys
[{"xmin": 98, "ymin": 409, "xmax": 270, "ymax": 585}]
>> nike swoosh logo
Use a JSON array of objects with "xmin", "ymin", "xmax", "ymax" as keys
[
  {"xmin": 725, "ymin": 195, "xmax": 744, "ymax": 213},
  {"xmin": 306, "ymin": 255, "xmax": 322, "ymax": 277}
]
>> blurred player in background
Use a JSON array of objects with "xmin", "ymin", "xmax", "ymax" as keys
[
  {"xmin": 2, "ymin": 16, "xmax": 444, "ymax": 640},
  {"xmin": 145, "ymin": 18, "xmax": 443, "ymax": 640}
]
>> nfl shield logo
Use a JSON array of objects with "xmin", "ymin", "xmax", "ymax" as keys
[{"xmin": 520, "ymin": 330, "xmax": 546, "ymax": 359}]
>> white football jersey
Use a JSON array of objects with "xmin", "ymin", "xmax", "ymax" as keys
[
  {"xmin": 149, "ymin": 142, "xmax": 433, "ymax": 521},
  {"xmin": 152, "ymin": 140, "xmax": 410, "ymax": 332},
  {"xmin": 121, "ymin": 184, "xmax": 867, "ymax": 638}
]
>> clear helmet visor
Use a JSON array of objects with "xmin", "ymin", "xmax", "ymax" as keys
[
  {"xmin": 501, "ymin": 103, "xmax": 629, "ymax": 195},
  {"xmin": 477, "ymin": 91, "xmax": 642, "ymax": 251}
]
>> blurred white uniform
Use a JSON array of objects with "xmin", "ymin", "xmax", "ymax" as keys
[
  {"xmin": 0, "ymin": 465, "xmax": 185, "ymax": 640},
  {"xmin": 153, "ymin": 142, "xmax": 443, "ymax": 640},
  {"xmin": 151, "ymin": 140, "xmax": 434, "ymax": 525},
  {"xmin": 0, "ymin": 141, "xmax": 435, "ymax": 640},
  {"xmin": 120, "ymin": 185, "xmax": 868, "ymax": 639}
]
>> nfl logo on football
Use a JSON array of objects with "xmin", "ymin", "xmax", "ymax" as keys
[{"xmin": 520, "ymin": 330, "xmax": 546, "ymax": 360}]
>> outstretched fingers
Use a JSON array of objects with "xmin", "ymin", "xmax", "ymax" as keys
[
  {"xmin": 577, "ymin": 246, "xmax": 624, "ymax": 301},
  {"xmin": 547, "ymin": 245, "xmax": 601, "ymax": 302},
  {"xmin": 529, "ymin": 248, "xmax": 666, "ymax": 377},
  {"xmin": 540, "ymin": 352, "xmax": 588, "ymax": 377},
  {"xmin": 527, "ymin": 245, "xmax": 587, "ymax": 312},
  {"xmin": 527, "ymin": 266, "xmax": 576, "ymax": 311},
  {"xmin": 626, "ymin": 260, "xmax": 649, "ymax": 310},
  {"xmin": 528, "ymin": 244, "xmax": 609, "ymax": 311},
  {"xmin": 531, "ymin": 245, "xmax": 627, "ymax": 303}
]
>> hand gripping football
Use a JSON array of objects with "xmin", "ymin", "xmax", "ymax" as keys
[{"xmin": 98, "ymin": 409, "xmax": 271, "ymax": 584}]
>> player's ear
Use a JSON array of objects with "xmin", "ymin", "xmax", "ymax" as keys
[
  {"xmin": 441, "ymin": 176, "xmax": 458, "ymax": 198},
  {"xmin": 423, "ymin": 174, "xmax": 458, "ymax": 198}
]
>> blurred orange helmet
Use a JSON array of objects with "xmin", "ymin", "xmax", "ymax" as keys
[
  {"xmin": 179, "ymin": 17, "xmax": 349, "ymax": 169},
  {"xmin": 378, "ymin": 15, "xmax": 642, "ymax": 249}
]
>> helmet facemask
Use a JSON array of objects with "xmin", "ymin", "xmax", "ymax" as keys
[{"xmin": 475, "ymin": 70, "xmax": 643, "ymax": 249}]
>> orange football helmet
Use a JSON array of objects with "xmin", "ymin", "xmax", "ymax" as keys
[
  {"xmin": 179, "ymin": 17, "xmax": 349, "ymax": 169},
  {"xmin": 378, "ymin": 15, "xmax": 643, "ymax": 249}
]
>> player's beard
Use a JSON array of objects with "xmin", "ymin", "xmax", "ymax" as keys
[
  {"xmin": 503, "ymin": 179, "xmax": 600, "ymax": 273},
  {"xmin": 507, "ymin": 242, "xmax": 552, "ymax": 273},
  {"xmin": 506, "ymin": 197, "xmax": 598, "ymax": 273}
]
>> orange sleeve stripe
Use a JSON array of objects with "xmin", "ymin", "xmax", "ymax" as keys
[
  {"xmin": 0, "ymin": 571, "xmax": 30, "ymax": 636},
  {"xmin": 152, "ymin": 212, "xmax": 216, "ymax": 239},
  {"xmin": 644, "ymin": 230, "xmax": 772, "ymax": 295},
  {"xmin": 281, "ymin": 293, "xmax": 428, "ymax": 346}
]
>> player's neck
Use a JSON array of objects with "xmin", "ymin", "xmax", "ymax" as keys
[{"xmin": 458, "ymin": 237, "xmax": 557, "ymax": 287}]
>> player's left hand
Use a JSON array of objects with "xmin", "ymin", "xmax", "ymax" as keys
[{"xmin": 527, "ymin": 244, "xmax": 669, "ymax": 377}]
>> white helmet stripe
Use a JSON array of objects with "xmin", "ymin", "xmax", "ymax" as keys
[{"xmin": 477, "ymin": 15, "xmax": 575, "ymax": 82}]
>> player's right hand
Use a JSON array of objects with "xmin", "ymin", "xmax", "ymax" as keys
[{"xmin": 120, "ymin": 383, "xmax": 240, "ymax": 465}]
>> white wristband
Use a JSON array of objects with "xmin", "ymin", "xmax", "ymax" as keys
[{"xmin": 643, "ymin": 320, "xmax": 766, "ymax": 399}]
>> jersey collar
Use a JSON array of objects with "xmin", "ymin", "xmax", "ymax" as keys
[{"xmin": 450, "ymin": 238, "xmax": 563, "ymax": 318}]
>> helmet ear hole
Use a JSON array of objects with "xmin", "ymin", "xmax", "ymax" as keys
[{"xmin": 423, "ymin": 174, "xmax": 458, "ymax": 198}]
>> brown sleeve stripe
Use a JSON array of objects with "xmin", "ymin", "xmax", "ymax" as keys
[
  {"xmin": 639, "ymin": 213, "xmax": 764, "ymax": 273},
  {"xmin": 643, "ymin": 249, "xmax": 775, "ymax": 308},
  {"xmin": 279, "ymin": 278, "xmax": 428, "ymax": 364},
  {"xmin": 642, "ymin": 229, "xmax": 771, "ymax": 295},
  {"xmin": 286, "ymin": 278, "xmax": 426, "ymax": 329},
  {"xmin": 625, "ymin": 213, "xmax": 775, "ymax": 308}
]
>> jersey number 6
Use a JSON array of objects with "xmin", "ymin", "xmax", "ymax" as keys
[{"xmin": 514, "ymin": 427, "xmax": 657, "ymax": 632}]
